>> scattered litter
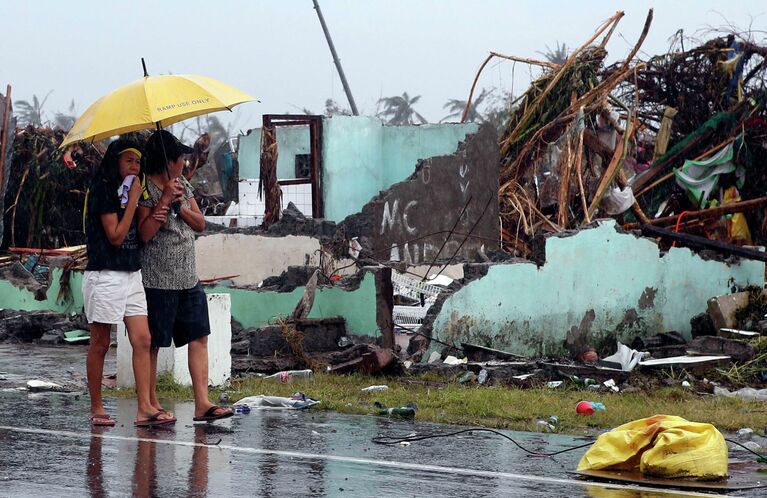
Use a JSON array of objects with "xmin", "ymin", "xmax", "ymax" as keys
[
  {"xmin": 403, "ymin": 360, "xmax": 413, "ymax": 369},
  {"xmin": 361, "ymin": 385, "xmax": 389, "ymax": 392},
  {"xmin": 26, "ymin": 380, "xmax": 65, "ymax": 392},
  {"xmin": 736, "ymin": 428, "xmax": 754, "ymax": 442},
  {"xmin": 514, "ymin": 373, "xmax": 536, "ymax": 380},
  {"xmin": 374, "ymin": 401, "xmax": 417, "ymax": 420},
  {"xmin": 547, "ymin": 381, "xmax": 563, "ymax": 389},
  {"xmin": 639, "ymin": 355, "xmax": 730, "ymax": 367},
  {"xmin": 457, "ymin": 371, "xmax": 477, "ymax": 384},
  {"xmin": 399, "ymin": 441, "xmax": 411, "ymax": 447},
  {"xmin": 576, "ymin": 401, "xmax": 606, "ymax": 416},
  {"xmin": 218, "ymin": 392, "xmax": 230, "ymax": 404},
  {"xmin": 63, "ymin": 330, "xmax": 90, "ymax": 344},
  {"xmin": 603, "ymin": 379, "xmax": 619, "ymax": 392},
  {"xmin": 233, "ymin": 392, "xmax": 320, "ymax": 410},
  {"xmin": 681, "ymin": 380, "xmax": 691, "ymax": 388},
  {"xmin": 578, "ymin": 415, "xmax": 728, "ymax": 479},
  {"xmin": 263, "ymin": 369, "xmax": 314, "ymax": 383},
  {"xmin": 536, "ymin": 416, "xmax": 560, "ymax": 433},
  {"xmin": 714, "ymin": 386, "xmax": 767, "ymax": 401},
  {"xmin": 427, "ymin": 352, "xmax": 442, "ymax": 364},
  {"xmin": 233, "ymin": 405, "xmax": 251, "ymax": 414},
  {"xmin": 337, "ymin": 337, "xmax": 353, "ymax": 349},
  {"xmin": 600, "ymin": 343, "xmax": 647, "ymax": 372},
  {"xmin": 477, "ymin": 369, "xmax": 489, "ymax": 385},
  {"xmin": 443, "ymin": 355, "xmax": 467, "ymax": 365}
]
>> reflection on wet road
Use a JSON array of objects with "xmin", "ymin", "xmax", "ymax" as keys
[{"xmin": 0, "ymin": 344, "xmax": 761, "ymax": 497}]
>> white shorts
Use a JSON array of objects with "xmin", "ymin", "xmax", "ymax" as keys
[{"xmin": 82, "ymin": 270, "xmax": 148, "ymax": 324}]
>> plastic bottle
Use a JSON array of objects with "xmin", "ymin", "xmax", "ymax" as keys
[
  {"xmin": 233, "ymin": 405, "xmax": 251, "ymax": 414},
  {"xmin": 374, "ymin": 401, "xmax": 417, "ymax": 420},
  {"xmin": 361, "ymin": 385, "xmax": 389, "ymax": 392},
  {"xmin": 264, "ymin": 369, "xmax": 314, "ymax": 383},
  {"xmin": 378, "ymin": 406, "xmax": 416, "ymax": 420},
  {"xmin": 477, "ymin": 369, "xmax": 489, "ymax": 385}
]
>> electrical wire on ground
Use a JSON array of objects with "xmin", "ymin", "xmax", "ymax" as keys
[
  {"xmin": 374, "ymin": 430, "xmax": 767, "ymax": 461},
  {"xmin": 372, "ymin": 428, "xmax": 594, "ymax": 457},
  {"xmin": 725, "ymin": 438, "xmax": 767, "ymax": 461}
]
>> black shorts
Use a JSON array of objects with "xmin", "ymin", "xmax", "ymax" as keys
[{"xmin": 145, "ymin": 282, "xmax": 210, "ymax": 348}]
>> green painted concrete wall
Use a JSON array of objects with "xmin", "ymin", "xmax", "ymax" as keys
[
  {"xmin": 380, "ymin": 123, "xmax": 480, "ymax": 187},
  {"xmin": 210, "ymin": 271, "xmax": 381, "ymax": 337},
  {"xmin": 238, "ymin": 126, "xmax": 311, "ymax": 179},
  {"xmin": 235, "ymin": 117, "xmax": 478, "ymax": 222},
  {"xmin": 322, "ymin": 116, "xmax": 478, "ymax": 222},
  {"xmin": 430, "ymin": 220, "xmax": 766, "ymax": 358},
  {"xmin": 0, "ymin": 268, "xmax": 83, "ymax": 313},
  {"xmin": 0, "ymin": 267, "xmax": 380, "ymax": 340}
]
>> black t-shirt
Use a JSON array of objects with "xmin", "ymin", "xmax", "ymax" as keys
[{"xmin": 84, "ymin": 178, "xmax": 141, "ymax": 272}]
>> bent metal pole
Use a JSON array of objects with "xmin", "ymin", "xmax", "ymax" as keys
[{"xmin": 312, "ymin": 0, "xmax": 359, "ymax": 116}]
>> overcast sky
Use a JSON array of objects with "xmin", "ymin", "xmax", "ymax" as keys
[{"xmin": 2, "ymin": 1, "xmax": 765, "ymax": 132}]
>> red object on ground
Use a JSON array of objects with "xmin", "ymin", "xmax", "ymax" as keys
[
  {"xmin": 576, "ymin": 401, "xmax": 595, "ymax": 416},
  {"xmin": 579, "ymin": 349, "xmax": 599, "ymax": 363}
]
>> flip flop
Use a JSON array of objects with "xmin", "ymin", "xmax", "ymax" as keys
[
  {"xmin": 135, "ymin": 411, "xmax": 177, "ymax": 427},
  {"xmin": 193, "ymin": 405, "xmax": 233, "ymax": 422},
  {"xmin": 90, "ymin": 414, "xmax": 116, "ymax": 427}
]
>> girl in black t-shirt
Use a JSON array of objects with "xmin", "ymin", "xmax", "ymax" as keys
[{"xmin": 82, "ymin": 139, "xmax": 175, "ymax": 427}]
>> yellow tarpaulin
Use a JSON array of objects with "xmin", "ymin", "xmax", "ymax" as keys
[{"xmin": 578, "ymin": 415, "xmax": 728, "ymax": 480}]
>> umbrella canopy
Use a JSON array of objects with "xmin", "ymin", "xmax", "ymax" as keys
[{"xmin": 60, "ymin": 74, "xmax": 256, "ymax": 147}]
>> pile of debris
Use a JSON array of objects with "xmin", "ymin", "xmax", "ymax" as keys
[
  {"xmin": 2, "ymin": 126, "xmax": 102, "ymax": 249},
  {"xmin": 465, "ymin": 10, "xmax": 767, "ymax": 258},
  {"xmin": 1, "ymin": 125, "xmax": 216, "ymax": 250}
]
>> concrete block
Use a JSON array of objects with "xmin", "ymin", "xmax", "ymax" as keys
[
  {"xmin": 689, "ymin": 335, "xmax": 755, "ymax": 363},
  {"xmin": 117, "ymin": 293, "xmax": 232, "ymax": 388},
  {"xmin": 707, "ymin": 291, "xmax": 750, "ymax": 331}
]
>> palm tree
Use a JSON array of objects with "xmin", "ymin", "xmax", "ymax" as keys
[
  {"xmin": 538, "ymin": 41, "xmax": 569, "ymax": 65},
  {"xmin": 483, "ymin": 90, "xmax": 516, "ymax": 132},
  {"xmin": 441, "ymin": 88, "xmax": 493, "ymax": 123},
  {"xmin": 377, "ymin": 92, "xmax": 427, "ymax": 125},
  {"xmin": 53, "ymin": 99, "xmax": 77, "ymax": 130},
  {"xmin": 324, "ymin": 98, "xmax": 352, "ymax": 116},
  {"xmin": 15, "ymin": 91, "xmax": 52, "ymax": 126}
]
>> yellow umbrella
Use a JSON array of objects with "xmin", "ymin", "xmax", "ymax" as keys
[{"xmin": 61, "ymin": 69, "xmax": 256, "ymax": 147}]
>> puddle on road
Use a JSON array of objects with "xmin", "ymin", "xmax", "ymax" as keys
[{"xmin": 0, "ymin": 343, "xmax": 114, "ymax": 390}]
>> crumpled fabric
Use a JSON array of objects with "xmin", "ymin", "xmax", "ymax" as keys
[
  {"xmin": 117, "ymin": 175, "xmax": 136, "ymax": 206},
  {"xmin": 674, "ymin": 142, "xmax": 744, "ymax": 208},
  {"xmin": 600, "ymin": 186, "xmax": 635, "ymax": 215},
  {"xmin": 578, "ymin": 415, "xmax": 728, "ymax": 480},
  {"xmin": 233, "ymin": 392, "xmax": 320, "ymax": 410}
]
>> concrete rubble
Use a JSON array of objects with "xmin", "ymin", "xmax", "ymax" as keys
[{"xmin": 2, "ymin": 34, "xmax": 767, "ymax": 398}]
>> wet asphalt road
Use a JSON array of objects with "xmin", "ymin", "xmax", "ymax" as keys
[{"xmin": 0, "ymin": 344, "xmax": 764, "ymax": 497}]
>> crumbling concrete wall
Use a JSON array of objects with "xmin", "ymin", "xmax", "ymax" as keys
[
  {"xmin": 207, "ymin": 267, "xmax": 391, "ymax": 343},
  {"xmin": 339, "ymin": 123, "xmax": 500, "ymax": 264},
  {"xmin": 321, "ymin": 116, "xmax": 480, "ymax": 222},
  {"xmin": 425, "ymin": 220, "xmax": 765, "ymax": 358},
  {"xmin": 196, "ymin": 233, "xmax": 325, "ymax": 286},
  {"xmin": 0, "ymin": 267, "xmax": 82, "ymax": 313}
]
